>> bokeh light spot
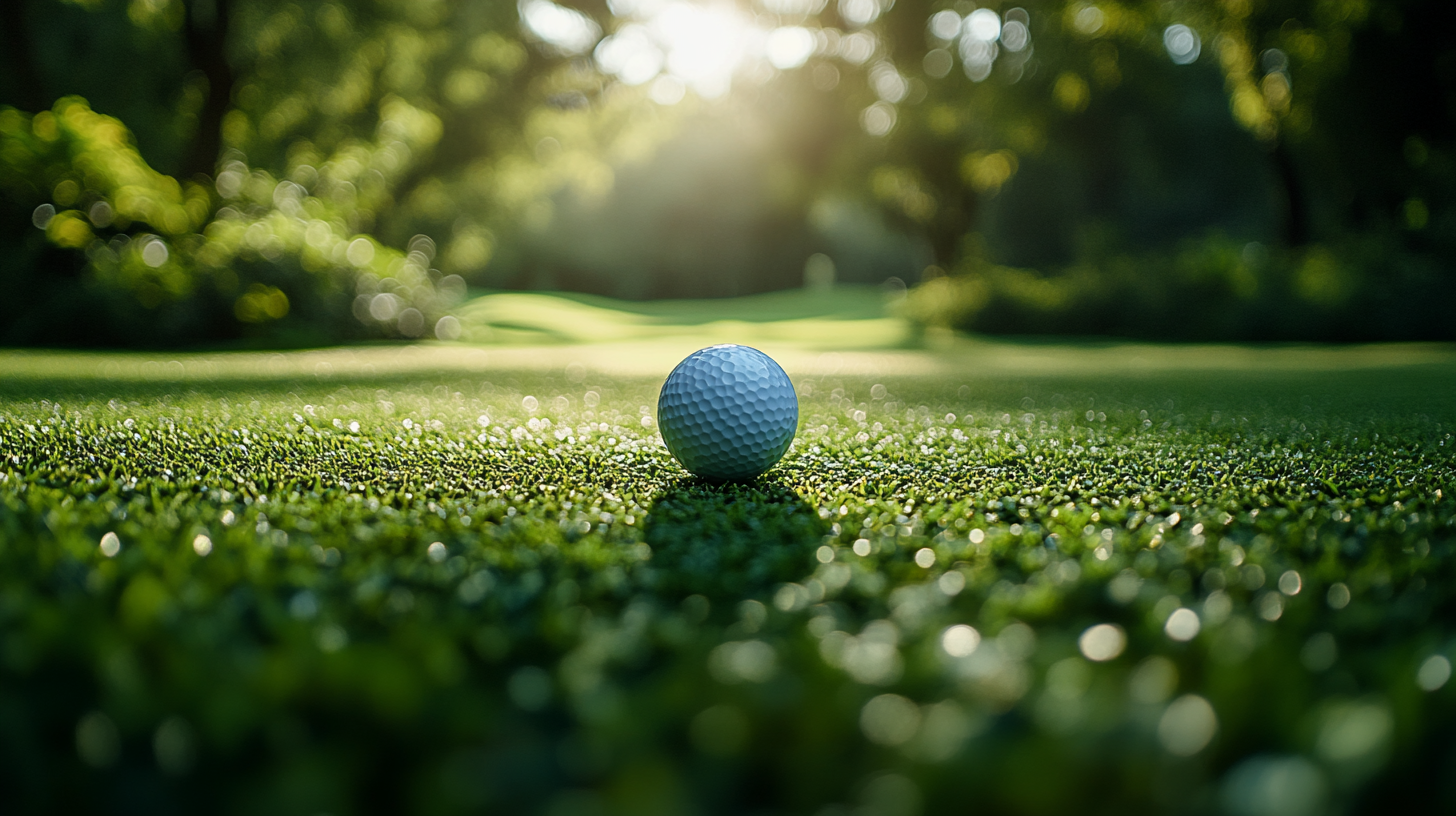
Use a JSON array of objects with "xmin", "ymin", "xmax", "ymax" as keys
[
  {"xmin": 1417, "ymin": 655, "xmax": 1452, "ymax": 691},
  {"xmin": 1165, "ymin": 607, "xmax": 1201, "ymax": 641},
  {"xmin": 860, "ymin": 693, "xmax": 920, "ymax": 745},
  {"xmin": 1078, "ymin": 623, "xmax": 1125, "ymax": 661},
  {"xmin": 1164, "ymin": 24, "xmax": 1201, "ymax": 64},
  {"xmin": 1159, "ymin": 694, "xmax": 1218, "ymax": 755},
  {"xmin": 861, "ymin": 101, "xmax": 896, "ymax": 136},
  {"xmin": 767, "ymin": 27, "xmax": 816, "ymax": 69},
  {"xmin": 928, "ymin": 10, "xmax": 961, "ymax": 41},
  {"xmin": 520, "ymin": 0, "xmax": 601, "ymax": 54}
]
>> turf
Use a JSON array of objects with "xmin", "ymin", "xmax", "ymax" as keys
[
  {"xmin": 451, "ymin": 285, "xmax": 910, "ymax": 348},
  {"xmin": 2, "ymin": 329, "xmax": 1455, "ymax": 815}
]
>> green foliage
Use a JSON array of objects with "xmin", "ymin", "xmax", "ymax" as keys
[
  {"xmin": 1, "ymin": 0, "xmax": 1454, "ymax": 341},
  {"xmin": 0, "ymin": 98, "xmax": 460, "ymax": 345},
  {"xmin": 904, "ymin": 231, "xmax": 1456, "ymax": 341},
  {"xmin": 1, "ymin": 349, "xmax": 1454, "ymax": 813},
  {"xmin": 0, "ymin": 99, "xmax": 209, "ymax": 240}
]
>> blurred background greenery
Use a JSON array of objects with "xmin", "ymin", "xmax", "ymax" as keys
[{"xmin": 1, "ymin": 0, "xmax": 1453, "ymax": 346}]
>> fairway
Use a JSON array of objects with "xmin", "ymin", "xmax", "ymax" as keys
[{"xmin": 2, "ymin": 313, "xmax": 1455, "ymax": 814}]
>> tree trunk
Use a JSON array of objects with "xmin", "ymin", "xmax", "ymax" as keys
[
  {"xmin": 932, "ymin": 186, "xmax": 979, "ymax": 269},
  {"xmin": 181, "ymin": 0, "xmax": 235, "ymax": 180},
  {"xmin": 1, "ymin": 0, "xmax": 48, "ymax": 113},
  {"xmin": 926, "ymin": 154, "xmax": 979, "ymax": 270},
  {"xmin": 1272, "ymin": 139, "xmax": 1309, "ymax": 246}
]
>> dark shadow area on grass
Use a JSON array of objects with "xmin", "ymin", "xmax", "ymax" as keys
[
  {"xmin": 642, "ymin": 477, "xmax": 825, "ymax": 601},
  {"xmin": 0, "ymin": 370, "xmax": 522, "ymax": 403}
]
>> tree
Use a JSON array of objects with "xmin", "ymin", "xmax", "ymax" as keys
[{"xmin": 0, "ymin": 0, "xmax": 602, "ymax": 344}]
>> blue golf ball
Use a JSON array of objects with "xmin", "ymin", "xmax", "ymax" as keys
[{"xmin": 657, "ymin": 344, "xmax": 799, "ymax": 481}]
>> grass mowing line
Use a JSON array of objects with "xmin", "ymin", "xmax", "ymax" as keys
[
  {"xmin": 451, "ymin": 286, "xmax": 910, "ymax": 348},
  {"xmin": 0, "ymin": 345, "xmax": 1454, "ymax": 814},
  {"xmin": 2, "ymin": 335, "xmax": 1453, "ymax": 390}
]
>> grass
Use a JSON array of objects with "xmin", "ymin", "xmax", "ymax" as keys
[
  {"xmin": 2, "ymin": 292, "xmax": 1455, "ymax": 815},
  {"xmin": 451, "ymin": 286, "xmax": 911, "ymax": 348}
]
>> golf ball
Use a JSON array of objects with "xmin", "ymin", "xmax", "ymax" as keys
[{"xmin": 657, "ymin": 344, "xmax": 798, "ymax": 481}]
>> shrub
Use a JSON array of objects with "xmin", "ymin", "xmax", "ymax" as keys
[
  {"xmin": 904, "ymin": 233, "xmax": 1456, "ymax": 342},
  {"xmin": 0, "ymin": 99, "xmax": 460, "ymax": 346}
]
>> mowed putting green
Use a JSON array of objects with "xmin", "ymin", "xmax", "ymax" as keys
[{"xmin": 2, "ymin": 296, "xmax": 1455, "ymax": 815}]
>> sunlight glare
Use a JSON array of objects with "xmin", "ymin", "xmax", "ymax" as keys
[
  {"xmin": 520, "ymin": 0, "xmax": 602, "ymax": 54},
  {"xmin": 966, "ymin": 8, "xmax": 1001, "ymax": 41},
  {"xmin": 656, "ymin": 3, "xmax": 759, "ymax": 97},
  {"xmin": 650, "ymin": 75, "xmax": 688, "ymax": 104},
  {"xmin": 761, "ymin": 0, "xmax": 829, "ymax": 14},
  {"xmin": 838, "ymin": 0, "xmax": 881, "ymax": 27},
  {"xmin": 597, "ymin": 1, "xmax": 821, "ymax": 99},
  {"xmin": 767, "ymin": 27, "xmax": 817, "ymax": 69},
  {"xmin": 595, "ymin": 24, "xmax": 665, "ymax": 85}
]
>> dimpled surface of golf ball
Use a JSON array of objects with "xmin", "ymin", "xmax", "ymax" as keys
[{"xmin": 657, "ymin": 344, "xmax": 798, "ymax": 481}]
